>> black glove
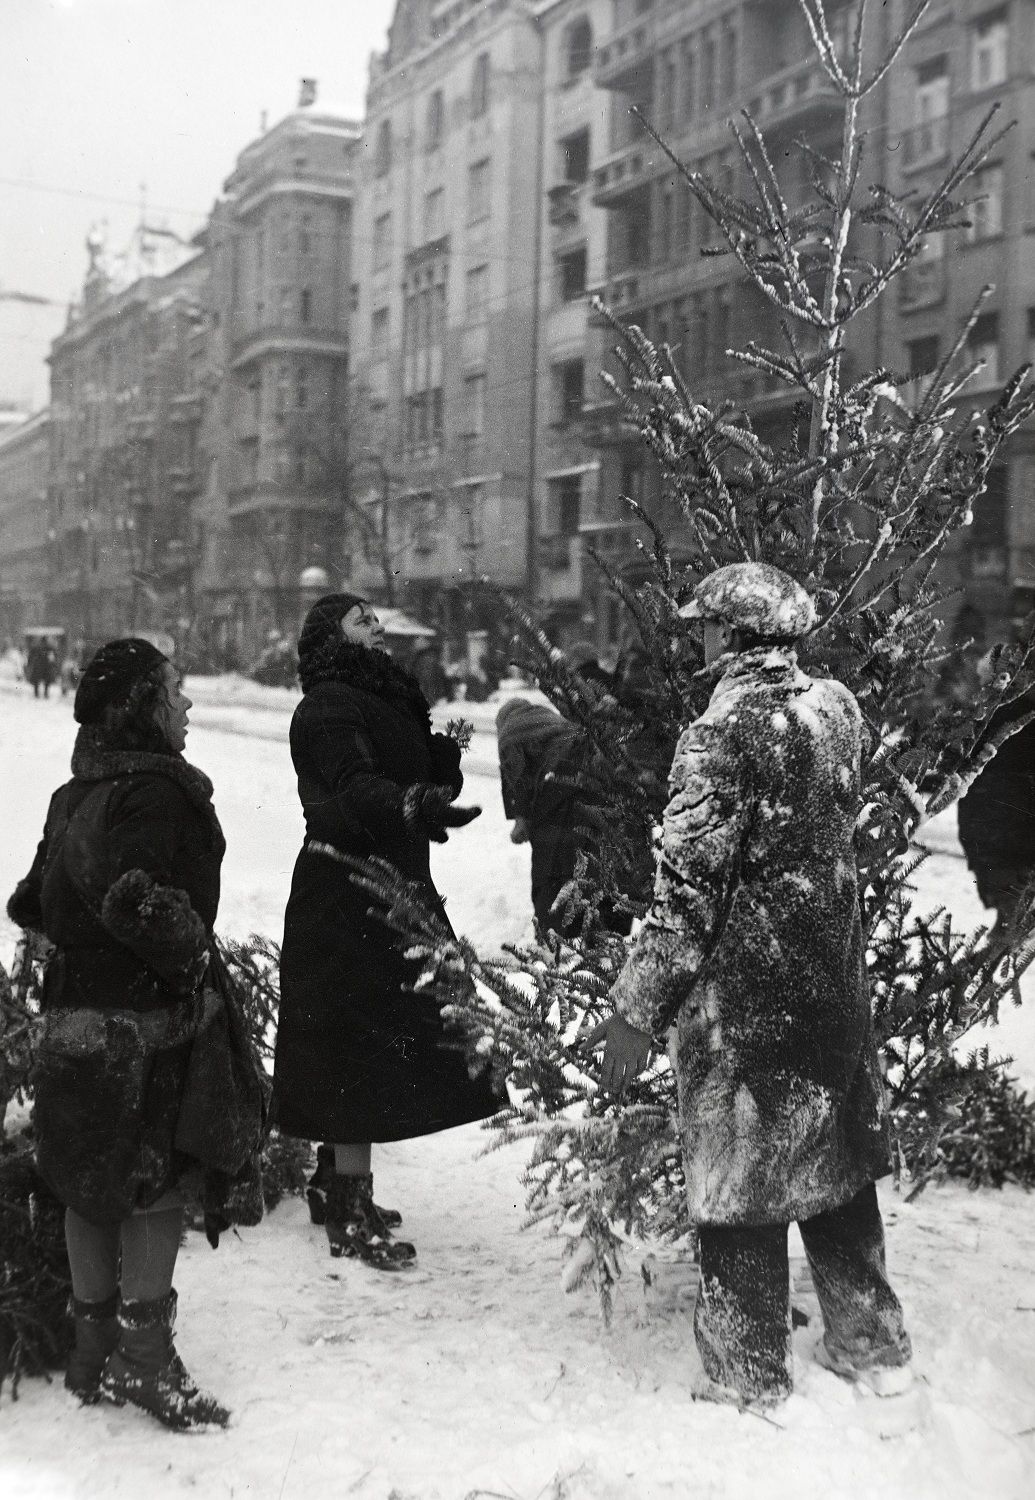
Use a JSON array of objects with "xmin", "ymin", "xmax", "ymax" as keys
[{"xmin": 404, "ymin": 783, "xmax": 482, "ymax": 843}]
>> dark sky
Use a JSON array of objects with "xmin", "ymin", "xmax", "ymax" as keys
[{"xmin": 0, "ymin": 0, "xmax": 395, "ymax": 407}]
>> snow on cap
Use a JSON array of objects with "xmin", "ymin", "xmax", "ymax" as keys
[{"xmin": 678, "ymin": 562, "xmax": 816, "ymax": 641}]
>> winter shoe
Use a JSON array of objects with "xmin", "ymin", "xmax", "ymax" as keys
[
  {"xmin": 65, "ymin": 1293, "xmax": 119, "ymax": 1404},
  {"xmin": 814, "ymin": 1336, "xmax": 914, "ymax": 1396},
  {"xmin": 324, "ymin": 1172, "xmax": 416, "ymax": 1270},
  {"xmin": 99, "ymin": 1289, "xmax": 230, "ymax": 1431},
  {"xmin": 307, "ymin": 1147, "xmax": 402, "ymax": 1231}
]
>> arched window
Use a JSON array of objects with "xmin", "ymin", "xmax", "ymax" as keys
[
  {"xmin": 374, "ymin": 119, "xmax": 393, "ymax": 177},
  {"xmin": 566, "ymin": 17, "xmax": 593, "ymax": 78}
]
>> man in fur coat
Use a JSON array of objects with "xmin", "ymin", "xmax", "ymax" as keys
[{"xmin": 590, "ymin": 562, "xmax": 912, "ymax": 1408}]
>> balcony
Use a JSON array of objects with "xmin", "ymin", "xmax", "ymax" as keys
[
  {"xmin": 587, "ymin": 269, "xmax": 647, "ymax": 323},
  {"xmin": 744, "ymin": 59, "xmax": 841, "ymax": 133},
  {"xmin": 168, "ymin": 464, "xmax": 203, "ymax": 496},
  {"xmin": 898, "ymin": 257, "xmax": 947, "ymax": 312},
  {"xmin": 592, "ymin": 143, "xmax": 658, "ymax": 209},
  {"xmin": 901, "ymin": 116, "xmax": 950, "ymax": 171},
  {"xmin": 594, "ymin": 15, "xmax": 655, "ymax": 92},
  {"xmin": 230, "ymin": 326, "xmax": 349, "ymax": 371},
  {"xmin": 169, "ymin": 392, "xmax": 205, "ymax": 425}
]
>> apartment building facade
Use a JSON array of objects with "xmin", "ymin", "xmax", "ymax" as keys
[
  {"xmin": 349, "ymin": 0, "xmax": 553, "ymax": 643},
  {"xmin": 0, "ymin": 409, "xmax": 50, "ymax": 639},
  {"xmin": 199, "ymin": 85, "xmax": 361, "ymax": 660},
  {"xmin": 47, "ymin": 244, "xmax": 208, "ymax": 646}
]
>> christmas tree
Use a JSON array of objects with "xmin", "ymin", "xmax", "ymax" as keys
[{"xmin": 350, "ymin": 0, "xmax": 1035, "ymax": 1314}]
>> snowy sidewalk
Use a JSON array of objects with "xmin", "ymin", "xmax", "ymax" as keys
[{"xmin": 3, "ymin": 686, "xmax": 1035, "ymax": 1499}]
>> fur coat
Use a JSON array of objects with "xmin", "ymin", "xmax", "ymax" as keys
[
  {"xmin": 611, "ymin": 647, "xmax": 890, "ymax": 1227},
  {"xmin": 5, "ymin": 730, "xmax": 262, "ymax": 1229},
  {"xmin": 273, "ymin": 642, "xmax": 501, "ymax": 1142}
]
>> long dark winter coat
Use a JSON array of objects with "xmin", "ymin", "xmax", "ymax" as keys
[
  {"xmin": 957, "ymin": 702, "xmax": 1035, "ymax": 919},
  {"xmin": 6, "ymin": 730, "xmax": 234, "ymax": 1225},
  {"xmin": 272, "ymin": 645, "xmax": 501, "ymax": 1142},
  {"xmin": 611, "ymin": 646, "xmax": 889, "ymax": 1228}
]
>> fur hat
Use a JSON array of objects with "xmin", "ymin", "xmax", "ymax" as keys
[
  {"xmin": 73, "ymin": 638, "xmax": 170, "ymax": 726},
  {"xmin": 678, "ymin": 563, "xmax": 816, "ymax": 642},
  {"xmin": 298, "ymin": 592, "xmax": 369, "ymax": 671}
]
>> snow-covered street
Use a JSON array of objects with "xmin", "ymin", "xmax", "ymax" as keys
[{"xmin": 2, "ymin": 678, "xmax": 1034, "ymax": 1500}]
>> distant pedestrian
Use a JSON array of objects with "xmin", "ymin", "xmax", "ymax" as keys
[
  {"xmin": 272, "ymin": 594, "xmax": 500, "ymax": 1270},
  {"xmin": 26, "ymin": 636, "xmax": 58, "ymax": 698},
  {"xmin": 588, "ymin": 563, "xmax": 912, "ymax": 1408}
]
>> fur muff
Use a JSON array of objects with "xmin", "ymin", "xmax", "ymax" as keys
[
  {"xmin": 101, "ymin": 869, "xmax": 208, "ymax": 987},
  {"xmin": 6, "ymin": 877, "xmax": 42, "ymax": 932}
]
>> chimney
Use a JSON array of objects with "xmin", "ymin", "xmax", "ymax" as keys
[{"xmin": 298, "ymin": 78, "xmax": 317, "ymax": 108}]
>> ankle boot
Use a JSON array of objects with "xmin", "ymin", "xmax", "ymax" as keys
[
  {"xmin": 99, "ymin": 1289, "xmax": 230, "ymax": 1431},
  {"xmin": 325, "ymin": 1173, "xmax": 415, "ymax": 1270},
  {"xmin": 65, "ymin": 1293, "xmax": 119, "ymax": 1404},
  {"xmin": 307, "ymin": 1147, "xmax": 402, "ymax": 1230}
]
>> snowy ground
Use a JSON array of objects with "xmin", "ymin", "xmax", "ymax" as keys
[{"xmin": 1, "ymin": 676, "xmax": 1034, "ymax": 1499}]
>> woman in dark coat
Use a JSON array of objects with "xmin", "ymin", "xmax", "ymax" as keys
[
  {"xmin": 273, "ymin": 594, "xmax": 500, "ymax": 1269},
  {"xmin": 6, "ymin": 639, "xmax": 244, "ymax": 1430}
]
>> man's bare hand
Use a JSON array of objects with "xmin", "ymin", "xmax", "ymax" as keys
[{"xmin": 582, "ymin": 1014, "xmax": 653, "ymax": 1098}]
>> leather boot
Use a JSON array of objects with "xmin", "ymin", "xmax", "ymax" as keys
[
  {"xmin": 99, "ymin": 1289, "xmax": 230, "ymax": 1431},
  {"xmin": 325, "ymin": 1173, "xmax": 415, "ymax": 1270},
  {"xmin": 307, "ymin": 1147, "xmax": 402, "ymax": 1230},
  {"xmin": 65, "ymin": 1293, "xmax": 119, "ymax": 1404}
]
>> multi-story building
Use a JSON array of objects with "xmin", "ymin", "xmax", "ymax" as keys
[
  {"xmin": 887, "ymin": 0, "xmax": 1035, "ymax": 639},
  {"xmin": 349, "ymin": 0, "xmax": 552, "ymax": 646},
  {"xmin": 200, "ymin": 81, "xmax": 361, "ymax": 660},
  {"xmin": 0, "ymin": 409, "xmax": 50, "ymax": 640},
  {"xmin": 582, "ymin": 0, "xmax": 1035, "ymax": 648},
  {"xmin": 47, "ymin": 239, "xmax": 208, "ymax": 645}
]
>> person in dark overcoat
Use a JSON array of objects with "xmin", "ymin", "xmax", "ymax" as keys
[
  {"xmin": 26, "ymin": 636, "xmax": 59, "ymax": 698},
  {"xmin": 6, "ymin": 638, "xmax": 259, "ymax": 1430},
  {"xmin": 272, "ymin": 593, "xmax": 500, "ymax": 1269},
  {"xmin": 957, "ymin": 689, "xmax": 1035, "ymax": 930},
  {"xmin": 589, "ymin": 563, "xmax": 912, "ymax": 1408}
]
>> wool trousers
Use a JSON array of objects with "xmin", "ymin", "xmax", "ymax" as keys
[{"xmin": 694, "ymin": 1182, "xmax": 911, "ymax": 1401}]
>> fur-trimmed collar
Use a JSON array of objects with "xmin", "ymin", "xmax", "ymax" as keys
[
  {"xmin": 70, "ymin": 724, "xmax": 221, "ymax": 831},
  {"xmin": 300, "ymin": 637, "xmax": 432, "ymax": 729}
]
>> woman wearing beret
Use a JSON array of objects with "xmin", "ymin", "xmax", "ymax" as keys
[
  {"xmin": 272, "ymin": 594, "xmax": 501, "ymax": 1270},
  {"xmin": 7, "ymin": 639, "xmax": 245, "ymax": 1430}
]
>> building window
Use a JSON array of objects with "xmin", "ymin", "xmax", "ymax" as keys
[
  {"xmin": 275, "ymin": 362, "xmax": 290, "ymax": 414},
  {"xmin": 558, "ymin": 246, "xmax": 588, "ymax": 302},
  {"xmin": 906, "ymin": 334, "xmax": 940, "ymax": 403},
  {"xmin": 411, "ymin": 495, "xmax": 443, "ymax": 554},
  {"xmin": 721, "ymin": 19, "xmax": 738, "ymax": 97},
  {"xmin": 701, "ymin": 31, "xmax": 717, "ymax": 113},
  {"xmin": 462, "ymin": 371, "xmax": 486, "ymax": 436},
  {"xmin": 471, "ymin": 51, "xmax": 490, "ymax": 118},
  {"xmin": 657, "ymin": 180, "xmax": 675, "ymax": 263},
  {"xmin": 554, "ymin": 474, "xmax": 582, "ymax": 537},
  {"xmin": 300, "ymin": 288, "xmax": 312, "ymax": 325},
  {"xmin": 968, "ymin": 312, "xmax": 1000, "ymax": 385},
  {"xmin": 468, "ymin": 157, "xmax": 491, "ymax": 223},
  {"xmin": 373, "ymin": 212, "xmax": 392, "ymax": 269},
  {"xmin": 971, "ymin": 11, "xmax": 1008, "ymax": 91},
  {"xmin": 466, "ymin": 263, "xmax": 488, "ymax": 322},
  {"xmin": 906, "ymin": 62, "xmax": 949, "ymax": 167},
  {"xmin": 295, "ymin": 361, "xmax": 309, "ymax": 410},
  {"xmin": 561, "ymin": 128, "xmax": 591, "ymax": 185},
  {"xmin": 680, "ymin": 39, "xmax": 695, "ymax": 122},
  {"xmin": 299, "ymin": 216, "xmax": 312, "ymax": 255},
  {"xmin": 555, "ymin": 360, "xmax": 585, "ymax": 423},
  {"xmin": 424, "ymin": 187, "xmax": 445, "ymax": 241},
  {"xmin": 374, "ymin": 119, "xmax": 393, "ymax": 177},
  {"xmin": 565, "ymin": 17, "xmax": 593, "ymax": 79},
  {"xmin": 967, "ymin": 163, "xmax": 1003, "ymax": 240},
  {"xmin": 426, "ymin": 89, "xmax": 445, "ymax": 152},
  {"xmin": 371, "ymin": 306, "xmax": 389, "ymax": 347}
]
